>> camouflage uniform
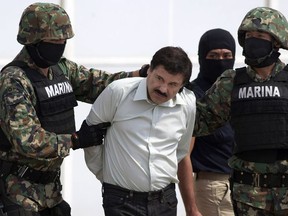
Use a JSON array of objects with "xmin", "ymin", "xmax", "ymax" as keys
[
  {"xmin": 194, "ymin": 7, "xmax": 288, "ymax": 216},
  {"xmin": 0, "ymin": 2, "xmax": 130, "ymax": 214}
]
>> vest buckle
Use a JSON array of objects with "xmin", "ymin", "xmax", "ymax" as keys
[{"xmin": 252, "ymin": 173, "xmax": 260, "ymax": 187}]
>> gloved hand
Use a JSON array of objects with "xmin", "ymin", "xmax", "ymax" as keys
[
  {"xmin": 139, "ymin": 64, "xmax": 150, "ymax": 77},
  {"xmin": 183, "ymin": 81, "xmax": 194, "ymax": 91},
  {"xmin": 71, "ymin": 120, "xmax": 111, "ymax": 150}
]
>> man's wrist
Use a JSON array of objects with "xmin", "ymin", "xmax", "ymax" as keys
[{"xmin": 127, "ymin": 71, "xmax": 134, "ymax": 77}]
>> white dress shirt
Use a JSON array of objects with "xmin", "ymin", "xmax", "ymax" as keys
[{"xmin": 84, "ymin": 77, "xmax": 196, "ymax": 192}]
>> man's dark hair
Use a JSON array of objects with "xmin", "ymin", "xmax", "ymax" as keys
[{"xmin": 150, "ymin": 46, "xmax": 192, "ymax": 85}]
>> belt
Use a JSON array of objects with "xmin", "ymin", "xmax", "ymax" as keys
[
  {"xmin": 196, "ymin": 171, "xmax": 230, "ymax": 181},
  {"xmin": 232, "ymin": 170, "xmax": 288, "ymax": 188},
  {"xmin": 102, "ymin": 183, "xmax": 175, "ymax": 201},
  {"xmin": 0, "ymin": 160, "xmax": 60, "ymax": 184}
]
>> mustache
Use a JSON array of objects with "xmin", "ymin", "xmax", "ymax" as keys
[{"xmin": 154, "ymin": 89, "xmax": 167, "ymax": 97}]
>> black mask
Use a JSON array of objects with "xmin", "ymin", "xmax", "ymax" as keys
[
  {"xmin": 196, "ymin": 28, "xmax": 236, "ymax": 91},
  {"xmin": 200, "ymin": 59, "xmax": 234, "ymax": 85},
  {"xmin": 243, "ymin": 37, "xmax": 280, "ymax": 68},
  {"xmin": 26, "ymin": 41, "xmax": 66, "ymax": 68}
]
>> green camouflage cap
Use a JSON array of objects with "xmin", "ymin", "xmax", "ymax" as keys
[
  {"xmin": 238, "ymin": 7, "xmax": 288, "ymax": 50},
  {"xmin": 17, "ymin": 2, "xmax": 74, "ymax": 45}
]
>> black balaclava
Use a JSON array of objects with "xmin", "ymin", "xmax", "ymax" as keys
[
  {"xmin": 195, "ymin": 28, "xmax": 236, "ymax": 91},
  {"xmin": 26, "ymin": 41, "xmax": 66, "ymax": 68}
]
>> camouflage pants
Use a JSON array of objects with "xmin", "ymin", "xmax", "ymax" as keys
[
  {"xmin": 233, "ymin": 201, "xmax": 288, "ymax": 216},
  {"xmin": 0, "ymin": 198, "xmax": 70, "ymax": 216},
  {"xmin": 229, "ymin": 156, "xmax": 288, "ymax": 215},
  {"xmin": 0, "ymin": 197, "xmax": 39, "ymax": 216}
]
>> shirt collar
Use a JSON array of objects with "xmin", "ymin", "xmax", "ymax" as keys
[{"xmin": 134, "ymin": 79, "xmax": 187, "ymax": 107}]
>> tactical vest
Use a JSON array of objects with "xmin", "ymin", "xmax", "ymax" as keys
[
  {"xmin": 231, "ymin": 66, "xmax": 288, "ymax": 154},
  {"xmin": 0, "ymin": 61, "xmax": 78, "ymax": 150}
]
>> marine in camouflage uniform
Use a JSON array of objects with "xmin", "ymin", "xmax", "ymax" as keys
[
  {"xmin": 193, "ymin": 7, "xmax": 288, "ymax": 216},
  {"xmin": 0, "ymin": 3, "xmax": 141, "ymax": 216}
]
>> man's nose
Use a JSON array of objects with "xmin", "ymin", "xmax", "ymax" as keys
[{"xmin": 159, "ymin": 84, "xmax": 168, "ymax": 93}]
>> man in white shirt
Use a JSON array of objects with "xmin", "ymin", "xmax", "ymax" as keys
[{"xmin": 84, "ymin": 46, "xmax": 196, "ymax": 216}]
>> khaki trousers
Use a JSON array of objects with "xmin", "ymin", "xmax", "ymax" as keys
[{"xmin": 194, "ymin": 171, "xmax": 234, "ymax": 216}]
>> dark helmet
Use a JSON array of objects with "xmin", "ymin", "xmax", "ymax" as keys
[
  {"xmin": 238, "ymin": 7, "xmax": 288, "ymax": 50},
  {"xmin": 17, "ymin": 2, "xmax": 74, "ymax": 45}
]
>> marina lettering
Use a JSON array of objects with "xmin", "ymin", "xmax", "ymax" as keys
[
  {"xmin": 238, "ymin": 86, "xmax": 280, "ymax": 98},
  {"xmin": 45, "ymin": 82, "xmax": 73, "ymax": 97}
]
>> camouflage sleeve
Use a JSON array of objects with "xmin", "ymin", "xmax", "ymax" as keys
[
  {"xmin": 0, "ymin": 67, "xmax": 71, "ymax": 160},
  {"xmin": 193, "ymin": 69, "xmax": 236, "ymax": 136},
  {"xmin": 58, "ymin": 58, "xmax": 131, "ymax": 104}
]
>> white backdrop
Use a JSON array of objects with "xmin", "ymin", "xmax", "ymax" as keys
[{"xmin": 1, "ymin": 0, "xmax": 288, "ymax": 215}]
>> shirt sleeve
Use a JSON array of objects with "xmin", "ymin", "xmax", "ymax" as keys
[
  {"xmin": 84, "ymin": 145, "xmax": 104, "ymax": 181},
  {"xmin": 83, "ymin": 83, "xmax": 120, "ymax": 180}
]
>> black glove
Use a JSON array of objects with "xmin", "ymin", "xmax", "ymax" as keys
[
  {"xmin": 139, "ymin": 64, "xmax": 149, "ymax": 77},
  {"xmin": 177, "ymin": 81, "xmax": 192, "ymax": 93},
  {"xmin": 183, "ymin": 81, "xmax": 194, "ymax": 91},
  {"xmin": 71, "ymin": 120, "xmax": 111, "ymax": 150}
]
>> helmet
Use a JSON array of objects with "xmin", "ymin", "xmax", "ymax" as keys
[
  {"xmin": 17, "ymin": 3, "xmax": 74, "ymax": 45},
  {"xmin": 238, "ymin": 7, "xmax": 288, "ymax": 50}
]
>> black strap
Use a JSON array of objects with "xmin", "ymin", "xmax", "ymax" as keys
[
  {"xmin": 0, "ymin": 126, "xmax": 11, "ymax": 152},
  {"xmin": 232, "ymin": 170, "xmax": 288, "ymax": 188},
  {"xmin": 234, "ymin": 65, "xmax": 288, "ymax": 85},
  {"xmin": 0, "ymin": 60, "xmax": 28, "ymax": 73},
  {"xmin": 0, "ymin": 160, "xmax": 60, "ymax": 184},
  {"xmin": 0, "ymin": 178, "xmax": 7, "ymax": 216},
  {"xmin": 234, "ymin": 67, "xmax": 252, "ymax": 85},
  {"xmin": 1, "ymin": 60, "xmax": 63, "ymax": 79}
]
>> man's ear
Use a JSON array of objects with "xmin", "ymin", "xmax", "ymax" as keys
[{"xmin": 147, "ymin": 67, "xmax": 152, "ymax": 76}]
